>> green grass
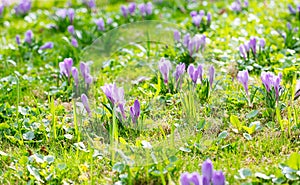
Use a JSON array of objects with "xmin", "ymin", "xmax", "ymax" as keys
[{"xmin": 0, "ymin": 0, "xmax": 300, "ymax": 184}]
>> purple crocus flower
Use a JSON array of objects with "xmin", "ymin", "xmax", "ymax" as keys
[
  {"xmin": 243, "ymin": 42, "xmax": 250, "ymax": 53},
  {"xmin": 202, "ymin": 159, "xmax": 213, "ymax": 181},
  {"xmin": 180, "ymin": 172, "xmax": 201, "ymax": 185},
  {"xmin": 259, "ymin": 38, "xmax": 265, "ymax": 49},
  {"xmin": 237, "ymin": 70, "xmax": 249, "ymax": 95},
  {"xmin": 24, "ymin": 30, "xmax": 33, "ymax": 44},
  {"xmin": 80, "ymin": 62, "xmax": 93, "ymax": 85},
  {"xmin": 261, "ymin": 71, "xmax": 274, "ymax": 92},
  {"xmin": 273, "ymin": 73, "xmax": 282, "ymax": 101},
  {"xmin": 146, "ymin": 2, "xmax": 153, "ymax": 15},
  {"xmin": 207, "ymin": 12, "xmax": 212, "ymax": 25},
  {"xmin": 71, "ymin": 37, "xmax": 78, "ymax": 47},
  {"xmin": 16, "ymin": 35, "xmax": 21, "ymax": 45},
  {"xmin": 192, "ymin": 14, "xmax": 202, "ymax": 27},
  {"xmin": 239, "ymin": 44, "xmax": 246, "ymax": 60},
  {"xmin": 130, "ymin": 99, "xmax": 140, "ymax": 124},
  {"xmin": 183, "ymin": 33, "xmax": 190, "ymax": 47},
  {"xmin": 212, "ymin": 171, "xmax": 225, "ymax": 185},
  {"xmin": 81, "ymin": 94, "xmax": 91, "ymax": 116},
  {"xmin": 288, "ymin": 4, "xmax": 296, "ymax": 14},
  {"xmin": 14, "ymin": 0, "xmax": 31, "ymax": 15},
  {"xmin": 209, "ymin": 65, "xmax": 215, "ymax": 89},
  {"xmin": 174, "ymin": 30, "xmax": 181, "ymax": 41},
  {"xmin": 190, "ymin": 11, "xmax": 197, "ymax": 17},
  {"xmin": 230, "ymin": 1, "xmax": 242, "ymax": 12},
  {"xmin": 174, "ymin": 63, "xmax": 186, "ymax": 82},
  {"xmin": 68, "ymin": 8, "xmax": 75, "ymax": 24},
  {"xmin": 101, "ymin": 83, "xmax": 126, "ymax": 119},
  {"xmin": 158, "ymin": 58, "xmax": 172, "ymax": 85},
  {"xmin": 128, "ymin": 2, "xmax": 136, "ymax": 15},
  {"xmin": 188, "ymin": 64, "xmax": 201, "ymax": 84},
  {"xmin": 95, "ymin": 18, "xmax": 105, "ymax": 31},
  {"xmin": 72, "ymin": 67, "xmax": 79, "ymax": 88},
  {"xmin": 244, "ymin": 0, "xmax": 249, "ymax": 7},
  {"xmin": 138, "ymin": 3, "xmax": 146, "ymax": 16},
  {"xmin": 249, "ymin": 37, "xmax": 257, "ymax": 55},
  {"xmin": 287, "ymin": 22, "xmax": 292, "ymax": 30},
  {"xmin": 199, "ymin": 10, "xmax": 205, "ymax": 16},
  {"xmin": 59, "ymin": 58, "xmax": 73, "ymax": 79},
  {"xmin": 83, "ymin": 0, "xmax": 96, "ymax": 9},
  {"xmin": 39, "ymin": 42, "xmax": 54, "ymax": 50},
  {"xmin": 107, "ymin": 17, "xmax": 113, "ymax": 25},
  {"xmin": 121, "ymin": 5, "xmax": 128, "ymax": 17},
  {"xmin": 56, "ymin": 9, "xmax": 67, "ymax": 18},
  {"xmin": 0, "ymin": 5, "xmax": 4, "ymax": 16},
  {"xmin": 67, "ymin": 25, "xmax": 75, "ymax": 35}
]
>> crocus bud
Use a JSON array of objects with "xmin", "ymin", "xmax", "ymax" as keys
[
  {"xmin": 138, "ymin": 3, "xmax": 146, "ymax": 16},
  {"xmin": 180, "ymin": 172, "xmax": 201, "ymax": 185},
  {"xmin": 16, "ymin": 35, "xmax": 21, "ymax": 45},
  {"xmin": 207, "ymin": 12, "xmax": 212, "ymax": 25},
  {"xmin": 67, "ymin": 25, "xmax": 75, "ymax": 35},
  {"xmin": 190, "ymin": 10, "xmax": 197, "ymax": 17},
  {"xmin": 95, "ymin": 18, "xmax": 105, "ymax": 31},
  {"xmin": 130, "ymin": 99, "xmax": 140, "ymax": 124},
  {"xmin": 237, "ymin": 70, "xmax": 249, "ymax": 95},
  {"xmin": 72, "ymin": 67, "xmax": 79, "ymax": 87},
  {"xmin": 158, "ymin": 58, "xmax": 172, "ymax": 85},
  {"xmin": 239, "ymin": 44, "xmax": 246, "ymax": 60},
  {"xmin": 0, "ymin": 5, "xmax": 4, "ymax": 16},
  {"xmin": 174, "ymin": 63, "xmax": 185, "ymax": 82},
  {"xmin": 121, "ymin": 5, "xmax": 128, "ymax": 17},
  {"xmin": 261, "ymin": 71, "xmax": 274, "ymax": 92},
  {"xmin": 128, "ymin": 2, "xmax": 136, "ymax": 15},
  {"xmin": 174, "ymin": 30, "xmax": 181, "ymax": 41},
  {"xmin": 68, "ymin": 8, "xmax": 75, "ymax": 24},
  {"xmin": 24, "ymin": 30, "xmax": 33, "ymax": 44},
  {"xmin": 288, "ymin": 4, "xmax": 296, "ymax": 14},
  {"xmin": 107, "ymin": 17, "xmax": 113, "ymax": 25},
  {"xmin": 259, "ymin": 38, "xmax": 265, "ymax": 49},
  {"xmin": 39, "ymin": 42, "xmax": 54, "ymax": 50},
  {"xmin": 209, "ymin": 65, "xmax": 215, "ymax": 89},
  {"xmin": 146, "ymin": 2, "xmax": 153, "ymax": 15},
  {"xmin": 199, "ymin": 10, "xmax": 205, "ymax": 16},
  {"xmin": 202, "ymin": 159, "xmax": 213, "ymax": 181},
  {"xmin": 212, "ymin": 171, "xmax": 225, "ymax": 185},
  {"xmin": 71, "ymin": 37, "xmax": 78, "ymax": 47},
  {"xmin": 81, "ymin": 94, "xmax": 91, "ymax": 116}
]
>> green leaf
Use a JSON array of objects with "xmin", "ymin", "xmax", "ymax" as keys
[
  {"xmin": 255, "ymin": 172, "xmax": 271, "ymax": 180},
  {"xmin": 112, "ymin": 162, "xmax": 125, "ymax": 173},
  {"xmin": 285, "ymin": 173, "xmax": 299, "ymax": 181},
  {"xmin": 179, "ymin": 147, "xmax": 191, "ymax": 153},
  {"xmin": 242, "ymin": 124, "xmax": 256, "ymax": 135},
  {"xmin": 23, "ymin": 131, "xmax": 35, "ymax": 141},
  {"xmin": 230, "ymin": 115, "xmax": 242, "ymax": 131},
  {"xmin": 44, "ymin": 156, "xmax": 55, "ymax": 164},
  {"xmin": 238, "ymin": 168, "xmax": 252, "ymax": 179},
  {"xmin": 27, "ymin": 165, "xmax": 44, "ymax": 183},
  {"xmin": 218, "ymin": 131, "xmax": 228, "ymax": 139},
  {"xmin": 246, "ymin": 110, "xmax": 259, "ymax": 119},
  {"xmin": 57, "ymin": 163, "xmax": 67, "ymax": 170},
  {"xmin": 272, "ymin": 177, "xmax": 285, "ymax": 184},
  {"xmin": 286, "ymin": 152, "xmax": 300, "ymax": 170},
  {"xmin": 243, "ymin": 133, "xmax": 252, "ymax": 140},
  {"xmin": 0, "ymin": 123, "xmax": 10, "ymax": 130}
]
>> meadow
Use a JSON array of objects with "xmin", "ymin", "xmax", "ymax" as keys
[{"xmin": 0, "ymin": 0, "xmax": 300, "ymax": 184}]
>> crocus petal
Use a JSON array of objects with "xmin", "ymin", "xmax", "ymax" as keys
[
  {"xmin": 72, "ymin": 67, "xmax": 79, "ymax": 87},
  {"xmin": 81, "ymin": 94, "xmax": 91, "ymax": 116},
  {"xmin": 202, "ymin": 159, "xmax": 213, "ymax": 181},
  {"xmin": 209, "ymin": 65, "xmax": 215, "ymax": 88},
  {"xmin": 212, "ymin": 171, "xmax": 225, "ymax": 185},
  {"xmin": 39, "ymin": 42, "xmax": 54, "ymax": 50}
]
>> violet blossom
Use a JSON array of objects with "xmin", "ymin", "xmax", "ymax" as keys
[
  {"xmin": 158, "ymin": 58, "xmax": 172, "ymax": 85},
  {"xmin": 209, "ymin": 65, "xmax": 215, "ymax": 89},
  {"xmin": 16, "ymin": 35, "xmax": 21, "ymax": 45},
  {"xmin": 130, "ymin": 99, "xmax": 140, "ymax": 124},
  {"xmin": 174, "ymin": 30, "xmax": 181, "ymax": 41},
  {"xmin": 24, "ymin": 30, "xmax": 33, "ymax": 44},
  {"xmin": 80, "ymin": 62, "xmax": 93, "ymax": 86},
  {"xmin": 71, "ymin": 37, "xmax": 78, "ymax": 47},
  {"xmin": 128, "ymin": 2, "xmax": 136, "ymax": 15},
  {"xmin": 174, "ymin": 63, "xmax": 186, "ymax": 82},
  {"xmin": 95, "ymin": 18, "xmax": 105, "ymax": 31},
  {"xmin": 121, "ymin": 5, "xmax": 128, "ymax": 17},
  {"xmin": 81, "ymin": 94, "xmax": 91, "ymax": 116},
  {"xmin": 72, "ymin": 67, "xmax": 79, "ymax": 88},
  {"xmin": 59, "ymin": 58, "xmax": 73, "ymax": 80},
  {"xmin": 67, "ymin": 25, "xmax": 75, "ymax": 35},
  {"xmin": 14, "ymin": 0, "xmax": 31, "ymax": 15},
  {"xmin": 101, "ymin": 83, "xmax": 126, "ymax": 119},
  {"xmin": 39, "ymin": 42, "xmax": 54, "ymax": 50},
  {"xmin": 237, "ymin": 70, "xmax": 249, "ymax": 96}
]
